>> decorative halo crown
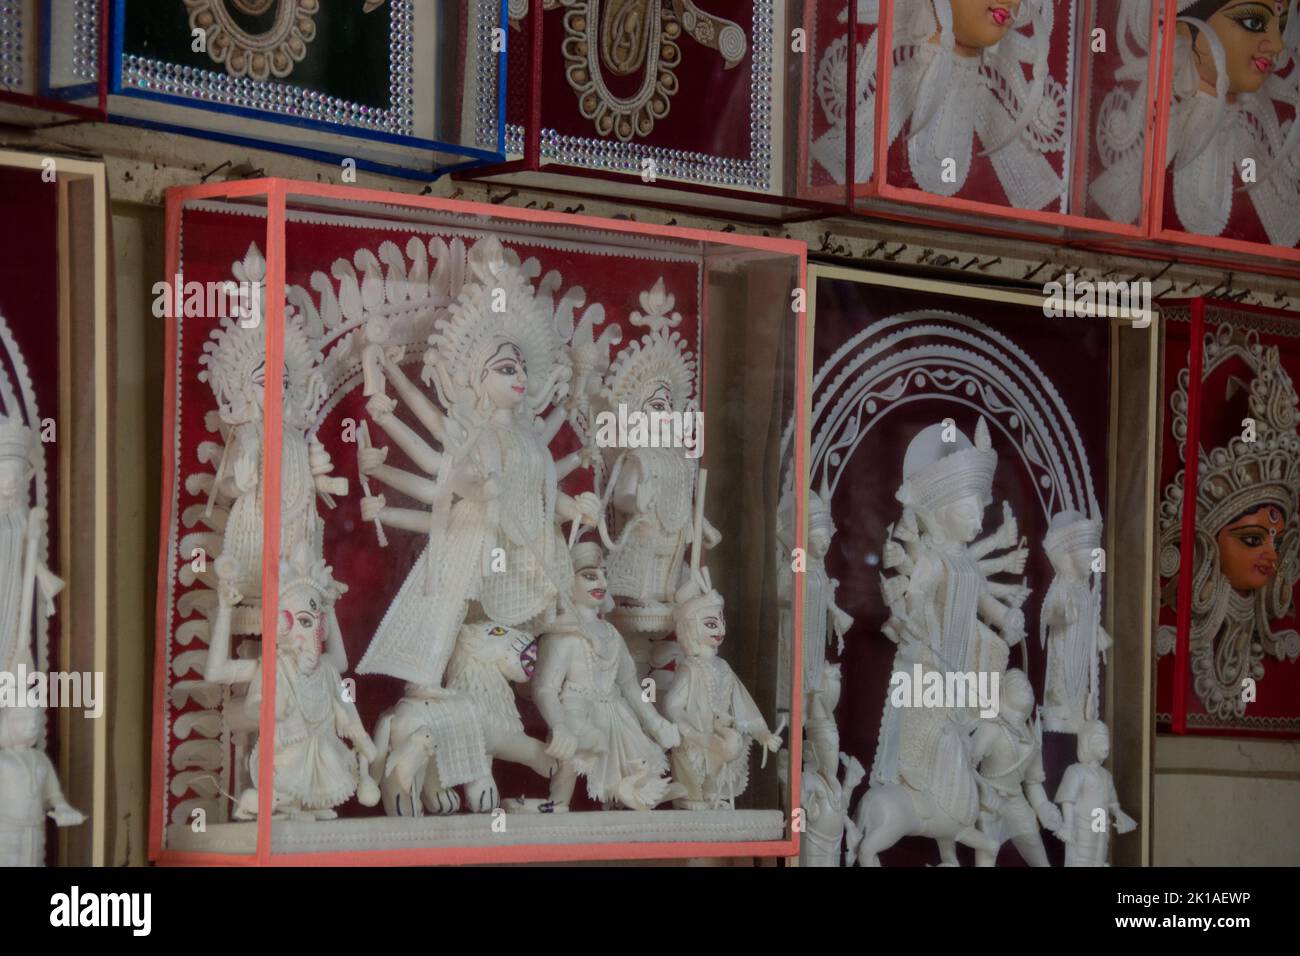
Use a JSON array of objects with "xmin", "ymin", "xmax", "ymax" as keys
[
  {"xmin": 0, "ymin": 414, "xmax": 37, "ymax": 466},
  {"xmin": 278, "ymin": 542, "xmax": 345, "ymax": 606},
  {"xmin": 602, "ymin": 320, "xmax": 696, "ymax": 416},
  {"xmin": 197, "ymin": 243, "xmax": 321, "ymax": 423},
  {"xmin": 1044, "ymin": 509, "xmax": 1102, "ymax": 559},
  {"xmin": 896, "ymin": 417, "xmax": 997, "ymax": 515},
  {"xmin": 426, "ymin": 237, "xmax": 565, "ymax": 412}
]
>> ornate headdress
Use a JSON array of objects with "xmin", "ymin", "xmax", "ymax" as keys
[
  {"xmin": 425, "ymin": 237, "xmax": 567, "ymax": 417},
  {"xmin": 277, "ymin": 541, "xmax": 346, "ymax": 608},
  {"xmin": 602, "ymin": 279, "xmax": 696, "ymax": 415},
  {"xmin": 895, "ymin": 417, "xmax": 997, "ymax": 516},
  {"xmin": 197, "ymin": 243, "xmax": 323, "ymax": 427},
  {"xmin": 1044, "ymin": 510, "xmax": 1102, "ymax": 561}
]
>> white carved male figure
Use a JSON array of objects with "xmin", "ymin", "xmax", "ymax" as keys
[
  {"xmin": 779, "ymin": 484, "xmax": 853, "ymax": 781},
  {"xmin": 802, "ymin": 751, "xmax": 866, "ymax": 868},
  {"xmin": 1040, "ymin": 511, "xmax": 1111, "ymax": 734},
  {"xmin": 533, "ymin": 541, "xmax": 682, "ymax": 810},
  {"xmin": 661, "ymin": 570, "xmax": 783, "ymax": 809},
  {"xmin": 357, "ymin": 238, "xmax": 600, "ymax": 689},
  {"xmin": 0, "ymin": 416, "xmax": 62, "ymax": 676},
  {"xmin": 968, "ymin": 668, "xmax": 1063, "ymax": 867},
  {"xmin": 0, "ymin": 704, "xmax": 84, "ymax": 866},
  {"xmin": 1055, "ymin": 720, "xmax": 1136, "ymax": 867},
  {"xmin": 205, "ymin": 547, "xmax": 379, "ymax": 819}
]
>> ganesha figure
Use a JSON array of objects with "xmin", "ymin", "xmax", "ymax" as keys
[
  {"xmin": 661, "ymin": 568, "xmax": 783, "ymax": 809},
  {"xmin": 356, "ymin": 237, "xmax": 601, "ymax": 689},
  {"xmin": 1040, "ymin": 511, "xmax": 1111, "ymax": 734},
  {"xmin": 204, "ymin": 546, "xmax": 379, "ymax": 820},
  {"xmin": 534, "ymin": 540, "xmax": 683, "ymax": 811},
  {"xmin": 813, "ymin": 0, "xmax": 1066, "ymax": 209},
  {"xmin": 598, "ymin": 282, "xmax": 716, "ymax": 676},
  {"xmin": 1158, "ymin": 327, "xmax": 1300, "ymax": 724},
  {"xmin": 852, "ymin": 416, "xmax": 1028, "ymax": 865},
  {"xmin": 369, "ymin": 620, "xmax": 555, "ymax": 816}
]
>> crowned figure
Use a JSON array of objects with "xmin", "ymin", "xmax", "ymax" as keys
[
  {"xmin": 660, "ymin": 568, "xmax": 782, "ymax": 809},
  {"xmin": 597, "ymin": 281, "xmax": 717, "ymax": 668},
  {"xmin": 1158, "ymin": 328, "xmax": 1300, "ymax": 722},
  {"xmin": 533, "ymin": 540, "xmax": 682, "ymax": 811},
  {"xmin": 873, "ymin": 417, "xmax": 1029, "ymax": 805},
  {"xmin": 1094, "ymin": 0, "xmax": 1300, "ymax": 243},
  {"xmin": 357, "ymin": 237, "xmax": 601, "ymax": 689},
  {"xmin": 812, "ymin": 0, "xmax": 1066, "ymax": 209},
  {"xmin": 1040, "ymin": 510, "xmax": 1111, "ymax": 734}
]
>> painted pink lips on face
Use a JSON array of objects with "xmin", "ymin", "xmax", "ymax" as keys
[
  {"xmin": 989, "ymin": 6, "xmax": 1010, "ymax": 26},
  {"xmin": 512, "ymin": 384, "xmax": 526, "ymax": 394},
  {"xmin": 590, "ymin": 588, "xmax": 606, "ymax": 600},
  {"xmin": 1253, "ymin": 56, "xmax": 1274, "ymax": 74}
]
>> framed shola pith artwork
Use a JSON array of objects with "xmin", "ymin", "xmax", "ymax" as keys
[
  {"xmin": 150, "ymin": 177, "xmax": 808, "ymax": 865},
  {"xmin": 0, "ymin": 149, "xmax": 113, "ymax": 867},
  {"xmin": 0, "ymin": 0, "xmax": 108, "ymax": 124},
  {"xmin": 106, "ymin": 0, "xmax": 507, "ymax": 177},
  {"xmin": 1157, "ymin": 299, "xmax": 1300, "ymax": 739},
  {"xmin": 779, "ymin": 265, "xmax": 1158, "ymax": 867}
]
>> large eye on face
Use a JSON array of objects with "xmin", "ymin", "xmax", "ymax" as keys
[
  {"xmin": 703, "ymin": 617, "xmax": 720, "ymax": 631},
  {"xmin": 581, "ymin": 570, "xmax": 600, "ymax": 582},
  {"xmin": 296, "ymin": 612, "xmax": 316, "ymax": 630},
  {"xmin": 490, "ymin": 625, "xmax": 507, "ymax": 636}
]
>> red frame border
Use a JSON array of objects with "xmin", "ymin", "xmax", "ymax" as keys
[{"xmin": 150, "ymin": 176, "xmax": 809, "ymax": 867}]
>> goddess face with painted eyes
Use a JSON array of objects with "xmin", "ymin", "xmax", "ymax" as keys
[
  {"xmin": 928, "ymin": 494, "xmax": 986, "ymax": 545},
  {"xmin": 279, "ymin": 586, "xmax": 326, "ymax": 674},
  {"xmin": 946, "ymin": 0, "xmax": 1022, "ymax": 55},
  {"xmin": 481, "ymin": 342, "xmax": 528, "ymax": 411},
  {"xmin": 1216, "ymin": 503, "xmax": 1286, "ymax": 592},
  {"xmin": 1181, "ymin": 0, "xmax": 1288, "ymax": 97}
]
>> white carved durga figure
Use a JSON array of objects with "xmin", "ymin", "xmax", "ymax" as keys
[
  {"xmin": 356, "ymin": 237, "xmax": 603, "ymax": 690},
  {"xmin": 812, "ymin": 0, "xmax": 1067, "ymax": 209},
  {"xmin": 1094, "ymin": 0, "xmax": 1300, "ymax": 244},
  {"xmin": 853, "ymin": 417, "xmax": 1029, "ymax": 866},
  {"xmin": 543, "ymin": 0, "xmax": 749, "ymax": 141},
  {"xmin": 185, "ymin": 0, "xmax": 388, "ymax": 82}
]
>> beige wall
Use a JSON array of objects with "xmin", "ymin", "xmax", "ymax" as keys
[
  {"xmin": 1153, "ymin": 735, "xmax": 1300, "ymax": 866},
  {"xmin": 105, "ymin": 201, "xmax": 164, "ymax": 866}
]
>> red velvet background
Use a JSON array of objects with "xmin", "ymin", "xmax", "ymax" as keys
[
  {"xmin": 162, "ymin": 206, "xmax": 704, "ymax": 824},
  {"xmin": 0, "ymin": 165, "xmax": 64, "ymax": 863},
  {"xmin": 509, "ymin": 1, "xmax": 757, "ymax": 163},
  {"xmin": 812, "ymin": 274, "xmax": 1111, "ymax": 866}
]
